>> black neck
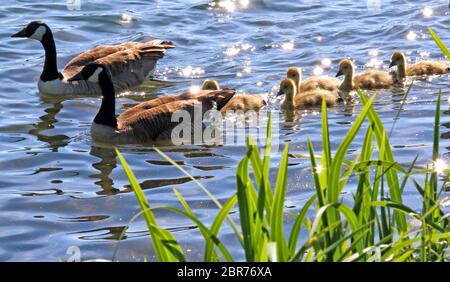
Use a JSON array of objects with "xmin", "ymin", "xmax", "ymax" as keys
[
  {"xmin": 40, "ymin": 29, "xmax": 62, "ymax": 81},
  {"xmin": 94, "ymin": 71, "xmax": 117, "ymax": 128}
]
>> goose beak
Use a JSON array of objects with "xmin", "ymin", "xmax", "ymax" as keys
[
  {"xmin": 335, "ymin": 70, "xmax": 343, "ymax": 77},
  {"xmin": 67, "ymin": 73, "xmax": 84, "ymax": 82},
  {"xmin": 389, "ymin": 61, "xmax": 395, "ymax": 68},
  {"xmin": 276, "ymin": 90, "xmax": 284, "ymax": 97},
  {"xmin": 11, "ymin": 29, "xmax": 27, "ymax": 38}
]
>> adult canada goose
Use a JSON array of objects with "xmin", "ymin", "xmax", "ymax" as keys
[
  {"xmin": 286, "ymin": 67, "xmax": 340, "ymax": 92},
  {"xmin": 336, "ymin": 59, "xmax": 394, "ymax": 92},
  {"xmin": 389, "ymin": 51, "xmax": 450, "ymax": 82},
  {"xmin": 277, "ymin": 78, "xmax": 339, "ymax": 110},
  {"xmin": 201, "ymin": 79, "xmax": 266, "ymax": 113},
  {"xmin": 68, "ymin": 64, "xmax": 235, "ymax": 144},
  {"xmin": 11, "ymin": 21, "xmax": 174, "ymax": 95}
]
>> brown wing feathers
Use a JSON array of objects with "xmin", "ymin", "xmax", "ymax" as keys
[
  {"xmin": 119, "ymin": 89, "xmax": 235, "ymax": 121},
  {"xmin": 117, "ymin": 89, "xmax": 235, "ymax": 141},
  {"xmin": 118, "ymin": 100, "xmax": 205, "ymax": 141},
  {"xmin": 62, "ymin": 40, "xmax": 174, "ymax": 85}
]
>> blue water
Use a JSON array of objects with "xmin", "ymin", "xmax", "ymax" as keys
[{"xmin": 0, "ymin": 0, "xmax": 449, "ymax": 261}]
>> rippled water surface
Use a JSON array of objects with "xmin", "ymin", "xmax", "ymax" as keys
[{"xmin": 1, "ymin": 0, "xmax": 450, "ymax": 261}]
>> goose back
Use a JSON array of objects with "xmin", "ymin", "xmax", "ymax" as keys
[
  {"xmin": 220, "ymin": 94, "xmax": 266, "ymax": 113},
  {"xmin": 115, "ymin": 99, "xmax": 216, "ymax": 143},
  {"xmin": 63, "ymin": 40, "xmax": 174, "ymax": 92},
  {"xmin": 119, "ymin": 89, "xmax": 236, "ymax": 122},
  {"xmin": 300, "ymin": 76, "xmax": 340, "ymax": 92},
  {"xmin": 407, "ymin": 61, "xmax": 450, "ymax": 76},
  {"xmin": 354, "ymin": 70, "xmax": 394, "ymax": 89},
  {"xmin": 295, "ymin": 90, "xmax": 339, "ymax": 108}
]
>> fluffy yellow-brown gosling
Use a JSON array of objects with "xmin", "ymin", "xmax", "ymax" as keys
[
  {"xmin": 286, "ymin": 67, "xmax": 340, "ymax": 92},
  {"xmin": 201, "ymin": 79, "xmax": 221, "ymax": 91},
  {"xmin": 336, "ymin": 59, "xmax": 394, "ymax": 92},
  {"xmin": 389, "ymin": 51, "xmax": 450, "ymax": 81},
  {"xmin": 277, "ymin": 78, "xmax": 339, "ymax": 110},
  {"xmin": 201, "ymin": 79, "xmax": 266, "ymax": 113}
]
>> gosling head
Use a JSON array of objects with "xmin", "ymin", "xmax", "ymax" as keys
[
  {"xmin": 11, "ymin": 21, "xmax": 50, "ymax": 42},
  {"xmin": 277, "ymin": 78, "xmax": 297, "ymax": 99},
  {"xmin": 389, "ymin": 51, "xmax": 406, "ymax": 68},
  {"xmin": 336, "ymin": 59, "xmax": 355, "ymax": 78},
  {"xmin": 68, "ymin": 63, "xmax": 108, "ymax": 84},
  {"xmin": 202, "ymin": 79, "xmax": 220, "ymax": 90},
  {"xmin": 286, "ymin": 67, "xmax": 302, "ymax": 86}
]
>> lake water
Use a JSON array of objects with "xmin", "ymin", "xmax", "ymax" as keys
[{"xmin": 0, "ymin": 0, "xmax": 449, "ymax": 261}]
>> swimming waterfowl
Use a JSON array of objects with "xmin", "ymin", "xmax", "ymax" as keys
[
  {"xmin": 201, "ymin": 79, "xmax": 266, "ymax": 113},
  {"xmin": 12, "ymin": 21, "xmax": 174, "ymax": 95},
  {"xmin": 336, "ymin": 59, "xmax": 394, "ymax": 92},
  {"xmin": 389, "ymin": 51, "xmax": 450, "ymax": 82},
  {"xmin": 68, "ymin": 64, "xmax": 235, "ymax": 144},
  {"xmin": 286, "ymin": 67, "xmax": 340, "ymax": 93},
  {"xmin": 277, "ymin": 78, "xmax": 339, "ymax": 110},
  {"xmin": 201, "ymin": 79, "xmax": 221, "ymax": 91}
]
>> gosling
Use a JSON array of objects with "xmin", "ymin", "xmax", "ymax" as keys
[
  {"xmin": 277, "ymin": 78, "xmax": 339, "ymax": 110},
  {"xmin": 336, "ymin": 59, "xmax": 394, "ymax": 92},
  {"xmin": 389, "ymin": 51, "xmax": 450, "ymax": 82},
  {"xmin": 286, "ymin": 67, "xmax": 340, "ymax": 92},
  {"xmin": 201, "ymin": 79, "xmax": 266, "ymax": 113}
]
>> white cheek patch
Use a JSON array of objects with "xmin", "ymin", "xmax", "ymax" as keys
[
  {"xmin": 88, "ymin": 68, "xmax": 103, "ymax": 83},
  {"xmin": 30, "ymin": 26, "xmax": 46, "ymax": 41}
]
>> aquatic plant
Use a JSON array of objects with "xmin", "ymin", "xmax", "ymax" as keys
[
  {"xmin": 112, "ymin": 28, "xmax": 450, "ymax": 262},
  {"xmin": 115, "ymin": 86, "xmax": 450, "ymax": 261}
]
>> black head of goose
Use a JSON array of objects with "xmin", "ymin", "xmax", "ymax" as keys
[
  {"xmin": 68, "ymin": 64, "xmax": 235, "ymax": 144},
  {"xmin": 12, "ymin": 21, "xmax": 174, "ymax": 95},
  {"xmin": 12, "ymin": 21, "xmax": 62, "ymax": 83}
]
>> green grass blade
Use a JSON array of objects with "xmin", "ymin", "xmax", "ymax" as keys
[
  {"xmin": 205, "ymin": 195, "xmax": 238, "ymax": 262},
  {"xmin": 288, "ymin": 195, "xmax": 317, "ymax": 255},
  {"xmin": 428, "ymin": 28, "xmax": 450, "ymax": 60},
  {"xmin": 329, "ymin": 93, "xmax": 375, "ymax": 202},
  {"xmin": 115, "ymin": 148, "xmax": 184, "ymax": 262},
  {"xmin": 359, "ymin": 91, "xmax": 407, "ymax": 232},
  {"xmin": 270, "ymin": 144, "xmax": 290, "ymax": 261},
  {"xmin": 163, "ymin": 205, "xmax": 234, "ymax": 262},
  {"xmin": 153, "ymin": 146, "xmax": 243, "ymax": 244},
  {"xmin": 236, "ymin": 156, "xmax": 254, "ymax": 261},
  {"xmin": 321, "ymin": 96, "xmax": 332, "ymax": 171}
]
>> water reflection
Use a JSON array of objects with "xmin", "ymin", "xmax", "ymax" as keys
[
  {"xmin": 1, "ymin": 0, "xmax": 450, "ymax": 262},
  {"xmin": 89, "ymin": 146, "xmax": 119, "ymax": 196},
  {"xmin": 29, "ymin": 96, "xmax": 69, "ymax": 151}
]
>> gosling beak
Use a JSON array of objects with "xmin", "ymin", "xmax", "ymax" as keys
[
  {"xmin": 11, "ymin": 29, "xmax": 27, "ymax": 38},
  {"xmin": 335, "ymin": 70, "xmax": 343, "ymax": 77},
  {"xmin": 277, "ymin": 90, "xmax": 284, "ymax": 97},
  {"xmin": 389, "ymin": 61, "xmax": 395, "ymax": 68},
  {"xmin": 67, "ymin": 73, "xmax": 84, "ymax": 82}
]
